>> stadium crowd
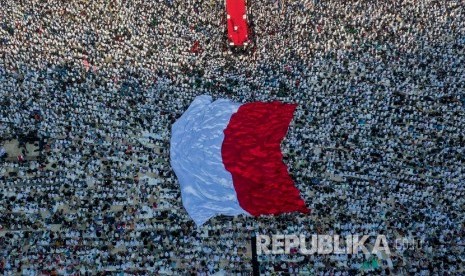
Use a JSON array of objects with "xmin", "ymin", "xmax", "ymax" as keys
[{"xmin": 1, "ymin": 0, "xmax": 465, "ymax": 274}]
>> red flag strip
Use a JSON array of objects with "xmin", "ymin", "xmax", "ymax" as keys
[
  {"xmin": 222, "ymin": 102, "xmax": 309, "ymax": 216},
  {"xmin": 226, "ymin": 0, "xmax": 249, "ymax": 46}
]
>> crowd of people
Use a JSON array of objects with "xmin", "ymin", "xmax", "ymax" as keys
[{"xmin": 1, "ymin": 0, "xmax": 465, "ymax": 274}]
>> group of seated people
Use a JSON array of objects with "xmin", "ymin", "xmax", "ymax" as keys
[{"xmin": 1, "ymin": 0, "xmax": 464, "ymax": 274}]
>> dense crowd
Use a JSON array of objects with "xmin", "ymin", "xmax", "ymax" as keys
[{"xmin": 1, "ymin": 0, "xmax": 465, "ymax": 274}]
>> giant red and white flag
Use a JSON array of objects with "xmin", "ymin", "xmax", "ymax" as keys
[{"xmin": 170, "ymin": 95, "xmax": 309, "ymax": 225}]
